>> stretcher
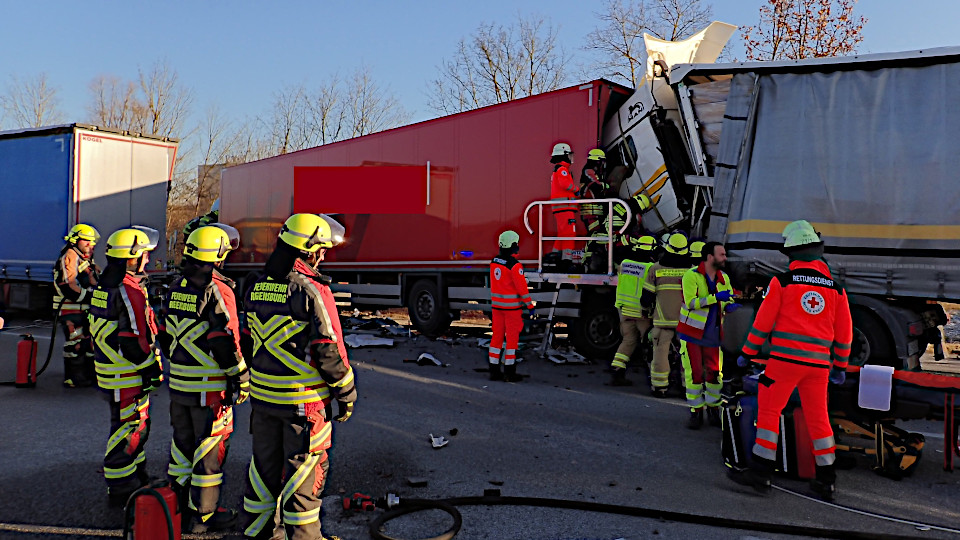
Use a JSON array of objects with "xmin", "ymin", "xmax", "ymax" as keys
[{"xmin": 831, "ymin": 365, "xmax": 960, "ymax": 472}]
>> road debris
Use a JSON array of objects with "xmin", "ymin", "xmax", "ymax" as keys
[
  {"xmin": 344, "ymin": 334, "xmax": 395, "ymax": 348},
  {"xmin": 429, "ymin": 433, "xmax": 449, "ymax": 449},
  {"xmin": 545, "ymin": 347, "xmax": 588, "ymax": 364}
]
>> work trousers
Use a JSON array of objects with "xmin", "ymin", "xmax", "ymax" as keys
[
  {"xmin": 552, "ymin": 211, "xmax": 578, "ymax": 258},
  {"xmin": 753, "ymin": 359, "xmax": 836, "ymax": 467},
  {"xmin": 649, "ymin": 327, "xmax": 675, "ymax": 390},
  {"xmin": 489, "ymin": 309, "xmax": 523, "ymax": 367},
  {"xmin": 61, "ymin": 312, "xmax": 93, "ymax": 384},
  {"xmin": 168, "ymin": 399, "xmax": 234, "ymax": 516},
  {"xmin": 104, "ymin": 388, "xmax": 151, "ymax": 495},
  {"xmin": 242, "ymin": 405, "xmax": 332, "ymax": 540},
  {"xmin": 612, "ymin": 312, "xmax": 651, "ymax": 370},
  {"xmin": 680, "ymin": 341, "xmax": 722, "ymax": 409}
]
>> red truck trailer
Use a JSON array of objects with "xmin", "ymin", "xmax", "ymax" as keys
[{"xmin": 221, "ymin": 79, "xmax": 632, "ymax": 356}]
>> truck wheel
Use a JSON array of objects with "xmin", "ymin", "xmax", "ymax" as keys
[
  {"xmin": 850, "ymin": 309, "xmax": 897, "ymax": 368},
  {"xmin": 571, "ymin": 302, "xmax": 621, "ymax": 360},
  {"xmin": 408, "ymin": 279, "xmax": 451, "ymax": 336}
]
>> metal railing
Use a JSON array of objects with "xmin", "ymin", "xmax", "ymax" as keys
[{"xmin": 523, "ymin": 198, "xmax": 633, "ymax": 276}]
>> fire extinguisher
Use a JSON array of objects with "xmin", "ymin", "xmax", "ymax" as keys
[
  {"xmin": 122, "ymin": 480, "xmax": 181, "ymax": 540},
  {"xmin": 15, "ymin": 334, "xmax": 38, "ymax": 388}
]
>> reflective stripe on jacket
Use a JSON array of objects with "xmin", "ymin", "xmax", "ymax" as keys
[
  {"xmin": 89, "ymin": 272, "xmax": 159, "ymax": 395},
  {"xmin": 677, "ymin": 264, "xmax": 733, "ymax": 341},
  {"xmin": 644, "ymin": 261, "xmax": 687, "ymax": 328},
  {"xmin": 615, "ymin": 259, "xmax": 654, "ymax": 318},
  {"xmin": 490, "ymin": 256, "xmax": 535, "ymax": 311},
  {"xmin": 742, "ymin": 260, "xmax": 853, "ymax": 370},
  {"xmin": 550, "ymin": 162, "xmax": 577, "ymax": 214},
  {"xmin": 53, "ymin": 246, "xmax": 98, "ymax": 312},
  {"xmin": 244, "ymin": 259, "xmax": 355, "ymax": 414}
]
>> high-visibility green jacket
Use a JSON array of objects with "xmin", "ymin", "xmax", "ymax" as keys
[
  {"xmin": 615, "ymin": 259, "xmax": 655, "ymax": 318},
  {"xmin": 677, "ymin": 263, "xmax": 733, "ymax": 341}
]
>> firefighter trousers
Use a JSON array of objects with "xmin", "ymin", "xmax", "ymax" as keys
[
  {"xmin": 489, "ymin": 309, "xmax": 523, "ymax": 366},
  {"xmin": 104, "ymin": 389, "xmax": 151, "ymax": 495},
  {"xmin": 679, "ymin": 341, "xmax": 722, "ymax": 409},
  {"xmin": 753, "ymin": 358, "xmax": 837, "ymax": 467},
  {"xmin": 168, "ymin": 399, "xmax": 234, "ymax": 516},
  {"xmin": 242, "ymin": 405, "xmax": 332, "ymax": 540},
  {"xmin": 552, "ymin": 211, "xmax": 578, "ymax": 258},
  {"xmin": 612, "ymin": 314, "xmax": 651, "ymax": 370},
  {"xmin": 649, "ymin": 327, "xmax": 675, "ymax": 390},
  {"xmin": 61, "ymin": 312, "xmax": 93, "ymax": 384}
]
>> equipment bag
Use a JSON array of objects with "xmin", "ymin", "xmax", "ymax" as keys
[
  {"xmin": 777, "ymin": 405, "xmax": 817, "ymax": 480},
  {"xmin": 722, "ymin": 395, "xmax": 759, "ymax": 470},
  {"xmin": 832, "ymin": 415, "xmax": 925, "ymax": 479}
]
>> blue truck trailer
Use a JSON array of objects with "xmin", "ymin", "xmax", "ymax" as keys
[{"xmin": 0, "ymin": 124, "xmax": 178, "ymax": 310}]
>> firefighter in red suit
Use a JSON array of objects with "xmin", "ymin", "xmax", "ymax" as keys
[
  {"xmin": 159, "ymin": 225, "xmax": 249, "ymax": 532},
  {"xmin": 489, "ymin": 230, "xmax": 535, "ymax": 382},
  {"xmin": 550, "ymin": 142, "xmax": 579, "ymax": 263},
  {"xmin": 241, "ymin": 213, "xmax": 356, "ymax": 540},
  {"xmin": 729, "ymin": 220, "xmax": 852, "ymax": 500},
  {"xmin": 88, "ymin": 226, "xmax": 163, "ymax": 505}
]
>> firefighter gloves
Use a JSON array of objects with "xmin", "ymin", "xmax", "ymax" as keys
[
  {"xmin": 335, "ymin": 400, "xmax": 354, "ymax": 422},
  {"xmin": 226, "ymin": 369, "xmax": 251, "ymax": 405}
]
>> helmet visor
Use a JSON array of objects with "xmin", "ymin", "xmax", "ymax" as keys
[
  {"xmin": 319, "ymin": 214, "xmax": 346, "ymax": 247},
  {"xmin": 131, "ymin": 226, "xmax": 160, "ymax": 252},
  {"xmin": 211, "ymin": 223, "xmax": 241, "ymax": 251}
]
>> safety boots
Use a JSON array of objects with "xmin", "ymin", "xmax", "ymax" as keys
[
  {"xmin": 610, "ymin": 367, "xmax": 633, "ymax": 386},
  {"xmin": 810, "ymin": 464, "xmax": 837, "ymax": 501},
  {"xmin": 503, "ymin": 364, "xmax": 522, "ymax": 382},
  {"xmin": 489, "ymin": 363, "xmax": 503, "ymax": 381},
  {"xmin": 650, "ymin": 387, "xmax": 668, "ymax": 399},
  {"xmin": 687, "ymin": 408, "xmax": 704, "ymax": 430},
  {"xmin": 706, "ymin": 406, "xmax": 722, "ymax": 428},
  {"xmin": 189, "ymin": 507, "xmax": 238, "ymax": 533},
  {"xmin": 727, "ymin": 457, "xmax": 773, "ymax": 494}
]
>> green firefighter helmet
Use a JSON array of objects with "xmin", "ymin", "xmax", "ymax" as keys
[
  {"xmin": 782, "ymin": 220, "xmax": 821, "ymax": 249},
  {"xmin": 65, "ymin": 224, "xmax": 100, "ymax": 245},
  {"xmin": 664, "ymin": 233, "xmax": 689, "ymax": 255},
  {"xmin": 498, "ymin": 230, "xmax": 520, "ymax": 249}
]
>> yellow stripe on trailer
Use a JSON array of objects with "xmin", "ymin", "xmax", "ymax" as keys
[{"xmin": 727, "ymin": 219, "xmax": 960, "ymax": 240}]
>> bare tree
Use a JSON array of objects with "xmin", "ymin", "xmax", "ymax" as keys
[
  {"xmin": 1, "ymin": 73, "xmax": 64, "ymax": 128},
  {"xmin": 428, "ymin": 14, "xmax": 568, "ymax": 114},
  {"xmin": 585, "ymin": 0, "xmax": 713, "ymax": 87},
  {"xmin": 136, "ymin": 59, "xmax": 194, "ymax": 137},
  {"xmin": 87, "ymin": 75, "xmax": 139, "ymax": 130},
  {"xmin": 306, "ymin": 75, "xmax": 346, "ymax": 145},
  {"xmin": 347, "ymin": 67, "xmax": 409, "ymax": 137},
  {"xmin": 743, "ymin": 0, "xmax": 867, "ymax": 61},
  {"xmin": 264, "ymin": 83, "xmax": 311, "ymax": 155}
]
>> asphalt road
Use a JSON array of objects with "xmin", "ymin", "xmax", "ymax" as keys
[{"xmin": 0, "ymin": 315, "xmax": 958, "ymax": 540}]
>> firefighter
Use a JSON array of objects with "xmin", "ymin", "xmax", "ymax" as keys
[
  {"xmin": 641, "ymin": 233, "xmax": 689, "ymax": 397},
  {"xmin": 610, "ymin": 235, "xmax": 657, "ymax": 386},
  {"xmin": 159, "ymin": 224, "xmax": 249, "ymax": 532},
  {"xmin": 88, "ymin": 226, "xmax": 163, "ymax": 505},
  {"xmin": 550, "ymin": 142, "xmax": 579, "ymax": 264},
  {"xmin": 489, "ymin": 230, "xmax": 536, "ymax": 383},
  {"xmin": 677, "ymin": 241, "xmax": 736, "ymax": 429},
  {"xmin": 54, "ymin": 223, "xmax": 101, "ymax": 387},
  {"xmin": 578, "ymin": 149, "xmax": 610, "ymax": 238},
  {"xmin": 241, "ymin": 213, "xmax": 356, "ymax": 540},
  {"xmin": 729, "ymin": 220, "xmax": 852, "ymax": 500}
]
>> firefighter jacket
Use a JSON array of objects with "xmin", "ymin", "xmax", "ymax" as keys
[
  {"xmin": 159, "ymin": 264, "xmax": 246, "ymax": 403},
  {"xmin": 642, "ymin": 253, "xmax": 690, "ymax": 328},
  {"xmin": 89, "ymin": 269, "xmax": 161, "ymax": 397},
  {"xmin": 550, "ymin": 161, "xmax": 578, "ymax": 214},
  {"xmin": 53, "ymin": 245, "xmax": 99, "ymax": 313},
  {"xmin": 490, "ymin": 254, "xmax": 535, "ymax": 311},
  {"xmin": 677, "ymin": 263, "xmax": 733, "ymax": 341},
  {"xmin": 615, "ymin": 259, "xmax": 654, "ymax": 318},
  {"xmin": 243, "ymin": 259, "xmax": 356, "ymax": 415},
  {"xmin": 578, "ymin": 168, "xmax": 608, "ymax": 233},
  {"xmin": 742, "ymin": 259, "xmax": 853, "ymax": 370}
]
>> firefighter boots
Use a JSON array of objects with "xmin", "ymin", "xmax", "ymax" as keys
[
  {"xmin": 610, "ymin": 367, "xmax": 633, "ymax": 386},
  {"xmin": 190, "ymin": 507, "xmax": 238, "ymax": 533}
]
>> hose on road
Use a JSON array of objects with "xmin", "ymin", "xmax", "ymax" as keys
[{"xmin": 369, "ymin": 489, "xmax": 960, "ymax": 540}]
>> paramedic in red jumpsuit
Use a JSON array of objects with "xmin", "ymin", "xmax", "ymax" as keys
[
  {"xmin": 549, "ymin": 143, "xmax": 579, "ymax": 263},
  {"xmin": 489, "ymin": 230, "xmax": 535, "ymax": 382},
  {"xmin": 729, "ymin": 220, "xmax": 852, "ymax": 500}
]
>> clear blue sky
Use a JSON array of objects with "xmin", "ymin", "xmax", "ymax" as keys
[{"xmin": 1, "ymin": 0, "xmax": 958, "ymax": 134}]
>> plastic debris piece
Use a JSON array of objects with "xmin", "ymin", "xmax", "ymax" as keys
[
  {"xmin": 407, "ymin": 477, "xmax": 428, "ymax": 487},
  {"xmin": 477, "ymin": 338, "xmax": 492, "ymax": 348},
  {"xmin": 344, "ymin": 334, "xmax": 394, "ymax": 348},
  {"xmin": 545, "ymin": 348, "xmax": 587, "ymax": 364},
  {"xmin": 417, "ymin": 353, "xmax": 445, "ymax": 367},
  {"xmin": 429, "ymin": 433, "xmax": 449, "ymax": 449}
]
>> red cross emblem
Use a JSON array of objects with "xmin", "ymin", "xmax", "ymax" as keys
[{"xmin": 801, "ymin": 291, "xmax": 825, "ymax": 315}]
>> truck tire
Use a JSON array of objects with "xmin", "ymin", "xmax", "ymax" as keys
[
  {"xmin": 850, "ymin": 308, "xmax": 897, "ymax": 368},
  {"xmin": 407, "ymin": 279, "xmax": 451, "ymax": 337},
  {"xmin": 571, "ymin": 300, "xmax": 621, "ymax": 360}
]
